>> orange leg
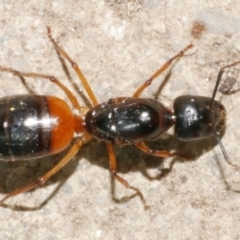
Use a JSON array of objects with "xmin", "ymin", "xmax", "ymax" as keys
[
  {"xmin": 136, "ymin": 142, "xmax": 193, "ymax": 160},
  {"xmin": 106, "ymin": 142, "xmax": 150, "ymax": 210},
  {"xmin": 0, "ymin": 66, "xmax": 83, "ymax": 112},
  {"xmin": 0, "ymin": 132, "xmax": 92, "ymax": 205},
  {"xmin": 47, "ymin": 29, "xmax": 148, "ymax": 207},
  {"xmin": 133, "ymin": 44, "xmax": 193, "ymax": 98},
  {"xmin": 135, "ymin": 142, "xmax": 176, "ymax": 158},
  {"xmin": 47, "ymin": 27, "xmax": 98, "ymax": 107}
]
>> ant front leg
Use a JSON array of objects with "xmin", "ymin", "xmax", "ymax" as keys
[
  {"xmin": 135, "ymin": 142, "xmax": 191, "ymax": 159},
  {"xmin": 135, "ymin": 142, "xmax": 193, "ymax": 179},
  {"xmin": 135, "ymin": 142, "xmax": 177, "ymax": 158},
  {"xmin": 133, "ymin": 44, "xmax": 193, "ymax": 98},
  {"xmin": 106, "ymin": 142, "xmax": 150, "ymax": 210}
]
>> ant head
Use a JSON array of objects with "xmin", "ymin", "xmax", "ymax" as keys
[{"xmin": 173, "ymin": 95, "xmax": 226, "ymax": 141}]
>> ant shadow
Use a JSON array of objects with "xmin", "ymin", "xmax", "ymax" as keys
[{"xmin": 0, "ymin": 128, "xmax": 225, "ymax": 211}]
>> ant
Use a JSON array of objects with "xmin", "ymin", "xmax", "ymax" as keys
[{"xmin": 0, "ymin": 28, "xmax": 239, "ymax": 210}]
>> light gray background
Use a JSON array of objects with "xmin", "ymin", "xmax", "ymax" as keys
[{"xmin": 0, "ymin": 1, "xmax": 240, "ymax": 239}]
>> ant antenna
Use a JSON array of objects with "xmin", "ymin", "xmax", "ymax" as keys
[
  {"xmin": 211, "ymin": 60, "xmax": 240, "ymax": 106},
  {"xmin": 210, "ymin": 61, "xmax": 240, "ymax": 167},
  {"xmin": 210, "ymin": 68, "xmax": 224, "ymax": 107},
  {"xmin": 212, "ymin": 128, "xmax": 238, "ymax": 167}
]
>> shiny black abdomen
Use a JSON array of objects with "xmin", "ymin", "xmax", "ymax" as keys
[
  {"xmin": 0, "ymin": 95, "xmax": 51, "ymax": 160},
  {"xmin": 174, "ymin": 95, "xmax": 226, "ymax": 141},
  {"xmin": 85, "ymin": 98, "xmax": 174, "ymax": 144}
]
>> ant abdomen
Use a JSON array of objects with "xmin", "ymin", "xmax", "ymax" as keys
[{"xmin": 0, "ymin": 94, "xmax": 75, "ymax": 160}]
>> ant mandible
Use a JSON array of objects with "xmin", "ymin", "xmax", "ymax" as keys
[{"xmin": 0, "ymin": 27, "xmax": 239, "ymax": 210}]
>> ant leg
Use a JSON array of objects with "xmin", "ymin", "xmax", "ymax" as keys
[
  {"xmin": 0, "ymin": 133, "xmax": 92, "ymax": 205},
  {"xmin": 133, "ymin": 44, "xmax": 193, "ymax": 98},
  {"xmin": 136, "ymin": 142, "xmax": 192, "ymax": 159},
  {"xmin": 135, "ymin": 142, "xmax": 176, "ymax": 158},
  {"xmin": 47, "ymin": 27, "xmax": 98, "ymax": 106},
  {"xmin": 0, "ymin": 67, "xmax": 83, "ymax": 113},
  {"xmin": 106, "ymin": 142, "xmax": 150, "ymax": 210}
]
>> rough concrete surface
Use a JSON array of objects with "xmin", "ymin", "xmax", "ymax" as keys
[{"xmin": 0, "ymin": 0, "xmax": 240, "ymax": 240}]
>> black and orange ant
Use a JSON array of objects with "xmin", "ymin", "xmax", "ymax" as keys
[{"xmin": 0, "ymin": 28, "xmax": 238, "ymax": 210}]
